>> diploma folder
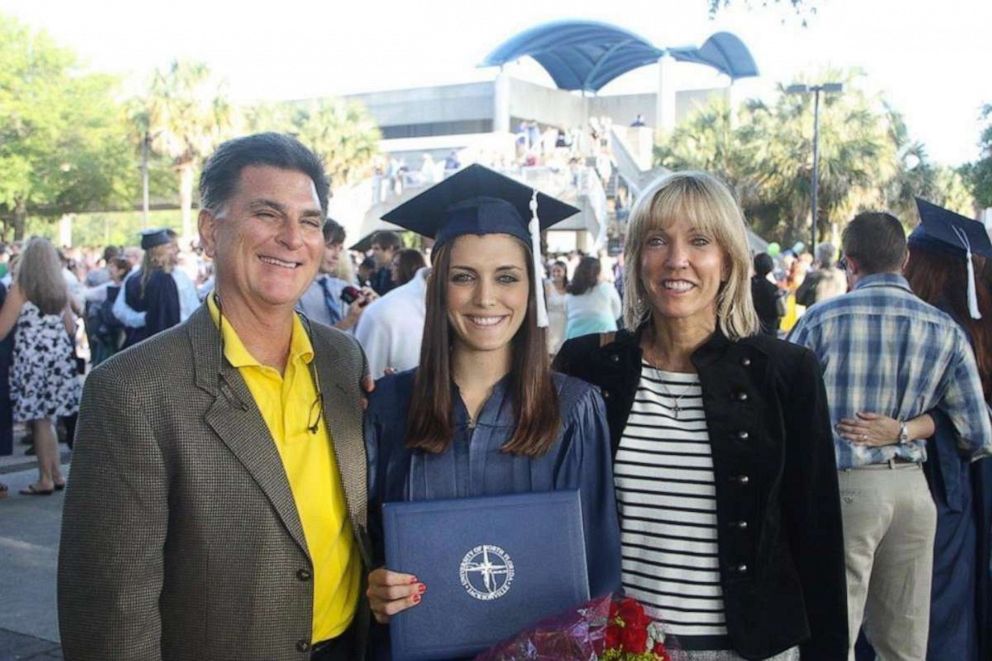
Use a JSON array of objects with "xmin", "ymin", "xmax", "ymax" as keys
[{"xmin": 383, "ymin": 490, "xmax": 590, "ymax": 660}]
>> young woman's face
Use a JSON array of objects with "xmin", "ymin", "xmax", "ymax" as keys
[
  {"xmin": 550, "ymin": 264, "xmax": 566, "ymax": 283},
  {"xmin": 445, "ymin": 234, "xmax": 530, "ymax": 357}
]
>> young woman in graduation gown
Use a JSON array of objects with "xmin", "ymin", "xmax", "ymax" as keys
[
  {"xmin": 122, "ymin": 229, "xmax": 180, "ymax": 349},
  {"xmin": 363, "ymin": 166, "xmax": 622, "ymax": 656}
]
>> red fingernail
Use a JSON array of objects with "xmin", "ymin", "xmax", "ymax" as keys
[
  {"xmin": 418, "ymin": 583, "xmax": 426, "ymax": 594},
  {"xmin": 412, "ymin": 594, "xmax": 421, "ymax": 604},
  {"xmin": 409, "ymin": 576, "xmax": 418, "ymax": 584}
]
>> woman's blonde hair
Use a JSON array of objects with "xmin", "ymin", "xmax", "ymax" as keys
[
  {"xmin": 17, "ymin": 237, "xmax": 68, "ymax": 315},
  {"xmin": 622, "ymin": 171, "xmax": 759, "ymax": 340}
]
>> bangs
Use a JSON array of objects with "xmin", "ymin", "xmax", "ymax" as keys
[{"xmin": 644, "ymin": 178, "xmax": 742, "ymax": 246}]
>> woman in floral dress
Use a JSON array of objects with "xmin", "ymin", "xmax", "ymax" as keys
[{"xmin": 0, "ymin": 237, "xmax": 81, "ymax": 495}]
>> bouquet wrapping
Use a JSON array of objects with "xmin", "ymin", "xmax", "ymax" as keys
[{"xmin": 475, "ymin": 594, "xmax": 684, "ymax": 660}]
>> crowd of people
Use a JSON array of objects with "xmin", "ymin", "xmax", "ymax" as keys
[{"xmin": 0, "ymin": 131, "xmax": 989, "ymax": 661}]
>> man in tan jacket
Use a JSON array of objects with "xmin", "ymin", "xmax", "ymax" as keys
[{"xmin": 59, "ymin": 133, "xmax": 371, "ymax": 661}]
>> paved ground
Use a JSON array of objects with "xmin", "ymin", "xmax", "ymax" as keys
[{"xmin": 0, "ymin": 444, "xmax": 68, "ymax": 660}]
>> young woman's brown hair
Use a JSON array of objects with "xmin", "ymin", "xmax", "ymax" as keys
[
  {"xmin": 905, "ymin": 247, "xmax": 992, "ymax": 400},
  {"xmin": 567, "ymin": 256, "xmax": 600, "ymax": 295},
  {"xmin": 405, "ymin": 237, "xmax": 560, "ymax": 457}
]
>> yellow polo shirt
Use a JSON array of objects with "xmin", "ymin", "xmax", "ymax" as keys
[{"xmin": 208, "ymin": 297, "xmax": 360, "ymax": 642}]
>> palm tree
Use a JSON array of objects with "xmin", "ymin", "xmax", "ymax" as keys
[
  {"xmin": 244, "ymin": 98, "xmax": 381, "ymax": 192},
  {"xmin": 654, "ymin": 98, "xmax": 763, "ymax": 210},
  {"xmin": 653, "ymin": 70, "xmax": 909, "ymax": 246},
  {"xmin": 964, "ymin": 104, "xmax": 992, "ymax": 208},
  {"xmin": 291, "ymin": 99, "xmax": 381, "ymax": 188},
  {"xmin": 137, "ymin": 60, "xmax": 231, "ymax": 240}
]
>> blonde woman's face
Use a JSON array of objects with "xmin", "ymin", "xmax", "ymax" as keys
[{"xmin": 639, "ymin": 216, "xmax": 727, "ymax": 327}]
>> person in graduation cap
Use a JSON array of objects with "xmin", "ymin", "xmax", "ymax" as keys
[
  {"xmin": 363, "ymin": 164, "xmax": 622, "ymax": 649},
  {"xmin": 841, "ymin": 199, "xmax": 992, "ymax": 661},
  {"xmin": 120, "ymin": 228, "xmax": 181, "ymax": 349},
  {"xmin": 789, "ymin": 208, "xmax": 992, "ymax": 661}
]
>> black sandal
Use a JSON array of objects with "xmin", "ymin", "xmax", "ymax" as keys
[{"xmin": 19, "ymin": 484, "xmax": 55, "ymax": 496}]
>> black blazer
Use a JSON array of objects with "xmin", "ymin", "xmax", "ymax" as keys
[{"xmin": 554, "ymin": 328, "xmax": 847, "ymax": 661}]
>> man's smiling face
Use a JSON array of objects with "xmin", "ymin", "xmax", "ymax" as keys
[{"xmin": 199, "ymin": 165, "xmax": 324, "ymax": 313}]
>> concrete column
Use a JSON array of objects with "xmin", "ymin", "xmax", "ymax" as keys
[
  {"xmin": 493, "ymin": 69, "xmax": 511, "ymax": 134},
  {"xmin": 59, "ymin": 214, "xmax": 73, "ymax": 247},
  {"xmin": 576, "ymin": 230, "xmax": 590, "ymax": 253},
  {"xmin": 655, "ymin": 53, "xmax": 677, "ymax": 132},
  {"xmin": 727, "ymin": 80, "xmax": 740, "ymax": 129}
]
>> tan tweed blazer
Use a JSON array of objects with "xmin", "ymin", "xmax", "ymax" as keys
[{"xmin": 58, "ymin": 305, "xmax": 371, "ymax": 660}]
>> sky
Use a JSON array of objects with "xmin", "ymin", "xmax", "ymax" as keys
[{"xmin": 5, "ymin": 0, "xmax": 990, "ymax": 166}]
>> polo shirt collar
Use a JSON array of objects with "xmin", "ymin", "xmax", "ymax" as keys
[{"xmin": 206, "ymin": 294, "xmax": 314, "ymax": 370}]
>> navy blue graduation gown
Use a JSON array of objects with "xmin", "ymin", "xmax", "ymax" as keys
[
  {"xmin": 366, "ymin": 369, "xmax": 622, "ymax": 596},
  {"xmin": 365, "ymin": 369, "xmax": 622, "ymax": 658},
  {"xmin": 122, "ymin": 270, "xmax": 179, "ymax": 349},
  {"xmin": 922, "ymin": 304, "xmax": 992, "ymax": 661},
  {"xmin": 365, "ymin": 369, "xmax": 621, "ymax": 659},
  {"xmin": 921, "ymin": 411, "xmax": 992, "ymax": 661}
]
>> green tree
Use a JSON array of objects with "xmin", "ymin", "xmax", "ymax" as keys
[
  {"xmin": 135, "ymin": 60, "xmax": 232, "ymax": 240},
  {"xmin": 0, "ymin": 14, "xmax": 132, "ymax": 240},
  {"xmin": 963, "ymin": 104, "xmax": 992, "ymax": 208},
  {"xmin": 655, "ymin": 71, "xmax": 906, "ymax": 245},
  {"xmin": 654, "ymin": 98, "xmax": 763, "ymax": 206},
  {"xmin": 928, "ymin": 166, "xmax": 974, "ymax": 217},
  {"xmin": 245, "ymin": 98, "xmax": 381, "ymax": 191}
]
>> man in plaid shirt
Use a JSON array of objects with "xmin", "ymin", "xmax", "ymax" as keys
[{"xmin": 789, "ymin": 211, "xmax": 992, "ymax": 661}]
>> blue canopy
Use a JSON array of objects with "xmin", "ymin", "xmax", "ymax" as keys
[
  {"xmin": 481, "ymin": 21, "xmax": 758, "ymax": 93},
  {"xmin": 669, "ymin": 32, "xmax": 759, "ymax": 81}
]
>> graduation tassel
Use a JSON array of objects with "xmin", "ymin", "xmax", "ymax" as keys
[
  {"xmin": 952, "ymin": 226, "xmax": 982, "ymax": 320},
  {"xmin": 529, "ymin": 190, "xmax": 549, "ymax": 328}
]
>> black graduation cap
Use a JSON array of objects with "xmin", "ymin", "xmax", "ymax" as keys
[
  {"xmin": 380, "ymin": 164, "xmax": 580, "ymax": 250},
  {"xmin": 911, "ymin": 198, "xmax": 991, "ymax": 319},
  {"xmin": 911, "ymin": 198, "xmax": 992, "ymax": 259},
  {"xmin": 139, "ymin": 228, "xmax": 172, "ymax": 250}
]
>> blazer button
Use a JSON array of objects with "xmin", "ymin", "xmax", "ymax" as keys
[
  {"xmin": 610, "ymin": 354, "xmax": 620, "ymax": 363},
  {"xmin": 736, "ymin": 563, "xmax": 748, "ymax": 574},
  {"xmin": 736, "ymin": 431, "xmax": 749, "ymax": 441},
  {"xmin": 296, "ymin": 568, "xmax": 312, "ymax": 581},
  {"xmin": 736, "ymin": 391, "xmax": 748, "ymax": 402},
  {"xmin": 602, "ymin": 390, "xmax": 611, "ymax": 399},
  {"xmin": 296, "ymin": 640, "xmax": 310, "ymax": 653},
  {"xmin": 730, "ymin": 474, "xmax": 750, "ymax": 485},
  {"xmin": 741, "ymin": 357, "xmax": 752, "ymax": 367},
  {"xmin": 735, "ymin": 520, "xmax": 748, "ymax": 529}
]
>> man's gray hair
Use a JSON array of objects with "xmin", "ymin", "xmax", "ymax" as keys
[
  {"xmin": 199, "ymin": 133, "xmax": 329, "ymax": 216},
  {"xmin": 816, "ymin": 242, "xmax": 837, "ymax": 268}
]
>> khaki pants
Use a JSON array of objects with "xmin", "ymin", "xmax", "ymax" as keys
[{"xmin": 838, "ymin": 465, "xmax": 937, "ymax": 661}]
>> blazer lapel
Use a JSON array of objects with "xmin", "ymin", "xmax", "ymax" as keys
[
  {"xmin": 188, "ymin": 307, "xmax": 310, "ymax": 557},
  {"xmin": 314, "ymin": 338, "xmax": 369, "ymax": 540}
]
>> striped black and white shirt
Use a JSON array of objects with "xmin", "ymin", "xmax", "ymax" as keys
[{"xmin": 613, "ymin": 362, "xmax": 728, "ymax": 651}]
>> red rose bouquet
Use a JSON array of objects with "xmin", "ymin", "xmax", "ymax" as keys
[{"xmin": 475, "ymin": 594, "xmax": 682, "ymax": 660}]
